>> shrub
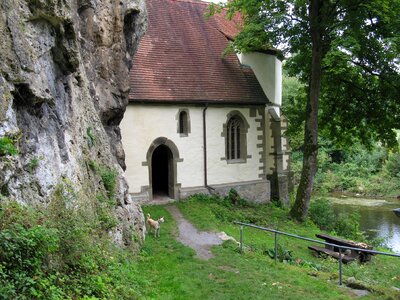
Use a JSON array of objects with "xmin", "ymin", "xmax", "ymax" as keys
[
  {"xmin": 0, "ymin": 137, "xmax": 18, "ymax": 156},
  {"xmin": 27, "ymin": 157, "xmax": 41, "ymax": 172},
  {"xmin": 384, "ymin": 153, "xmax": 400, "ymax": 177},
  {"xmin": 333, "ymin": 212, "xmax": 362, "ymax": 240},
  {"xmin": 99, "ymin": 167, "xmax": 117, "ymax": 198},
  {"xmin": 308, "ymin": 198, "xmax": 336, "ymax": 231},
  {"xmin": 308, "ymin": 198, "xmax": 363, "ymax": 240},
  {"xmin": 292, "ymin": 142, "xmax": 400, "ymax": 196},
  {"xmin": 265, "ymin": 244, "xmax": 294, "ymax": 263},
  {"xmin": 96, "ymin": 194, "xmax": 118, "ymax": 230},
  {"xmin": 0, "ymin": 224, "xmax": 60, "ymax": 294},
  {"xmin": 88, "ymin": 160, "xmax": 117, "ymax": 199},
  {"xmin": 0, "ymin": 202, "xmax": 62, "ymax": 299},
  {"xmin": 0, "ymin": 184, "xmax": 136, "ymax": 299},
  {"xmin": 224, "ymin": 189, "xmax": 248, "ymax": 207}
]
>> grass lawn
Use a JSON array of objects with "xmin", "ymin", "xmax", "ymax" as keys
[{"xmin": 131, "ymin": 196, "xmax": 400, "ymax": 299}]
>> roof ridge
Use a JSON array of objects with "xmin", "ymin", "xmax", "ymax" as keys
[{"xmin": 169, "ymin": 0, "xmax": 210, "ymax": 6}]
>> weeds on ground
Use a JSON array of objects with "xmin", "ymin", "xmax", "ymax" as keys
[{"xmin": 0, "ymin": 183, "xmax": 141, "ymax": 299}]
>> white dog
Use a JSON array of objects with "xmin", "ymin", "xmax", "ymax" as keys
[{"xmin": 146, "ymin": 213, "xmax": 165, "ymax": 237}]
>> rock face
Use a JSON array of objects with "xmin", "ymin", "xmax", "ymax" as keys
[{"xmin": 0, "ymin": 0, "xmax": 147, "ymax": 246}]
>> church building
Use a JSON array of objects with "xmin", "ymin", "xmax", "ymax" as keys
[{"xmin": 120, "ymin": 0, "xmax": 290, "ymax": 203}]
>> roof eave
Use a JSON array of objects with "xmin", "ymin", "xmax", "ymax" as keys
[{"xmin": 128, "ymin": 98, "xmax": 271, "ymax": 106}]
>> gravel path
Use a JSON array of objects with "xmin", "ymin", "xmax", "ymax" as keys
[{"xmin": 165, "ymin": 205, "xmax": 224, "ymax": 260}]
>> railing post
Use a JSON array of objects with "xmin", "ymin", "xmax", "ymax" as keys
[
  {"xmin": 240, "ymin": 225, "xmax": 243, "ymax": 253},
  {"xmin": 339, "ymin": 247, "xmax": 343, "ymax": 286},
  {"xmin": 274, "ymin": 232, "xmax": 278, "ymax": 264},
  {"xmin": 235, "ymin": 222, "xmax": 400, "ymax": 286}
]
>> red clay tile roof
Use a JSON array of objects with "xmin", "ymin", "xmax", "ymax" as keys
[{"xmin": 129, "ymin": 0, "xmax": 269, "ymax": 104}]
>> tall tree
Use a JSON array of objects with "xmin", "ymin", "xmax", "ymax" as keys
[{"xmin": 210, "ymin": 0, "xmax": 400, "ymax": 221}]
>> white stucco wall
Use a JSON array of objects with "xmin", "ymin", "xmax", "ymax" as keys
[
  {"xmin": 206, "ymin": 107, "xmax": 263, "ymax": 185},
  {"xmin": 121, "ymin": 105, "xmax": 204, "ymax": 193},
  {"xmin": 120, "ymin": 104, "xmax": 265, "ymax": 195},
  {"xmin": 237, "ymin": 52, "xmax": 282, "ymax": 108}
]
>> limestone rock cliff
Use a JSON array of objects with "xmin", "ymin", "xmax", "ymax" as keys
[{"xmin": 0, "ymin": 0, "xmax": 147, "ymax": 246}]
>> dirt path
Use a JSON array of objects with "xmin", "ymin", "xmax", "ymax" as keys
[{"xmin": 165, "ymin": 205, "xmax": 225, "ymax": 260}]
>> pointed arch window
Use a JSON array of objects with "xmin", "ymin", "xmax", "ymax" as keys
[
  {"xmin": 223, "ymin": 111, "xmax": 249, "ymax": 163},
  {"xmin": 227, "ymin": 117, "xmax": 242, "ymax": 160}
]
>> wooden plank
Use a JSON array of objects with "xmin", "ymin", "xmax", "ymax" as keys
[
  {"xmin": 308, "ymin": 245, "xmax": 356, "ymax": 264},
  {"xmin": 315, "ymin": 233, "xmax": 374, "ymax": 263},
  {"xmin": 316, "ymin": 233, "xmax": 372, "ymax": 250}
]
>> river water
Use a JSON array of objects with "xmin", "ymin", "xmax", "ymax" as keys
[{"xmin": 329, "ymin": 197, "xmax": 400, "ymax": 253}]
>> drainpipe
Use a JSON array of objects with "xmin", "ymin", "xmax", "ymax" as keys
[{"xmin": 203, "ymin": 103, "xmax": 215, "ymax": 193}]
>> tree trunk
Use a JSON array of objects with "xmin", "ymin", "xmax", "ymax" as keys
[{"xmin": 289, "ymin": 0, "xmax": 323, "ymax": 221}]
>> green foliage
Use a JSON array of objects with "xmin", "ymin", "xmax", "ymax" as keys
[
  {"xmin": 96, "ymin": 194, "xmax": 118, "ymax": 231},
  {"xmin": 282, "ymin": 74, "xmax": 307, "ymax": 150},
  {"xmin": 184, "ymin": 193, "xmax": 291, "ymax": 232},
  {"xmin": 211, "ymin": 0, "xmax": 400, "ymax": 222},
  {"xmin": 309, "ymin": 198, "xmax": 363, "ymax": 240},
  {"xmin": 0, "ymin": 137, "xmax": 18, "ymax": 157},
  {"xmin": 0, "ymin": 184, "xmax": 138, "ymax": 299},
  {"xmin": 86, "ymin": 127, "xmax": 96, "ymax": 149},
  {"xmin": 265, "ymin": 244, "xmax": 294, "ymax": 263},
  {"xmin": 88, "ymin": 160, "xmax": 117, "ymax": 199},
  {"xmin": 99, "ymin": 167, "xmax": 117, "ymax": 199},
  {"xmin": 384, "ymin": 153, "xmax": 400, "ymax": 177},
  {"xmin": 1, "ymin": 192, "xmax": 398, "ymax": 299},
  {"xmin": 87, "ymin": 159, "xmax": 97, "ymax": 171},
  {"xmin": 265, "ymin": 244, "xmax": 322, "ymax": 271},
  {"xmin": 27, "ymin": 157, "xmax": 41, "ymax": 173},
  {"xmin": 0, "ymin": 202, "xmax": 64, "ymax": 299},
  {"xmin": 292, "ymin": 142, "xmax": 400, "ymax": 197},
  {"xmin": 308, "ymin": 198, "xmax": 336, "ymax": 231},
  {"xmin": 333, "ymin": 212, "xmax": 363, "ymax": 241},
  {"xmin": 0, "ymin": 224, "xmax": 60, "ymax": 298},
  {"xmin": 226, "ymin": 188, "xmax": 247, "ymax": 206}
]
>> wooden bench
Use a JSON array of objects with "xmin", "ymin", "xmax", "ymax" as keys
[
  {"xmin": 316, "ymin": 233, "xmax": 374, "ymax": 262},
  {"xmin": 308, "ymin": 245, "xmax": 356, "ymax": 263},
  {"xmin": 310, "ymin": 233, "xmax": 374, "ymax": 263}
]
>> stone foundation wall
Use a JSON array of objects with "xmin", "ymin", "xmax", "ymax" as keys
[
  {"xmin": 209, "ymin": 180, "xmax": 270, "ymax": 203},
  {"xmin": 134, "ymin": 179, "xmax": 271, "ymax": 204}
]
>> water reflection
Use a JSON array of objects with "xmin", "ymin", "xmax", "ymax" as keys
[{"xmin": 330, "ymin": 197, "xmax": 400, "ymax": 253}]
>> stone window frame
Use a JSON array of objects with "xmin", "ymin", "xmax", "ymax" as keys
[
  {"xmin": 221, "ymin": 110, "xmax": 251, "ymax": 164},
  {"xmin": 176, "ymin": 109, "xmax": 191, "ymax": 137},
  {"xmin": 227, "ymin": 117, "xmax": 242, "ymax": 160}
]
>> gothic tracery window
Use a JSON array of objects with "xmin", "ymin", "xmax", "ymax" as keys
[{"xmin": 227, "ymin": 117, "xmax": 242, "ymax": 160}]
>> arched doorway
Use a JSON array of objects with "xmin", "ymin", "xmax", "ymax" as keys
[
  {"xmin": 151, "ymin": 145, "xmax": 172, "ymax": 197},
  {"xmin": 146, "ymin": 137, "xmax": 181, "ymax": 200}
]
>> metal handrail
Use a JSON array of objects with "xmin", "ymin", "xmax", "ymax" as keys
[{"xmin": 234, "ymin": 221, "xmax": 400, "ymax": 286}]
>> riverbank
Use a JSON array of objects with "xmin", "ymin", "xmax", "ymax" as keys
[
  {"xmin": 291, "ymin": 145, "xmax": 400, "ymax": 199},
  {"xmin": 326, "ymin": 195, "xmax": 400, "ymax": 253}
]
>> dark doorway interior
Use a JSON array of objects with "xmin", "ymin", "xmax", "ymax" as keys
[{"xmin": 151, "ymin": 145, "xmax": 172, "ymax": 197}]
